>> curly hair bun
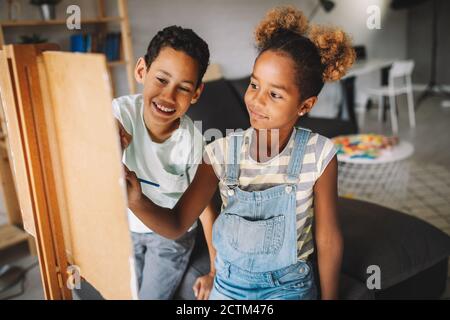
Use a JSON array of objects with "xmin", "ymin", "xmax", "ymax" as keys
[
  {"xmin": 254, "ymin": 6, "xmax": 309, "ymax": 50},
  {"xmin": 309, "ymin": 25, "xmax": 356, "ymax": 82}
]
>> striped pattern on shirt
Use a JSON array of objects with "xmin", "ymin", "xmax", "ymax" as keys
[{"xmin": 205, "ymin": 127, "xmax": 337, "ymax": 261}]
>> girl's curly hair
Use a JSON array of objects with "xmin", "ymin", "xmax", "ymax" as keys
[{"xmin": 254, "ymin": 6, "xmax": 355, "ymax": 100}]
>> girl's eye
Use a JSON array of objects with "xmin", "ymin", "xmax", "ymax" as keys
[
  {"xmin": 271, "ymin": 92, "xmax": 282, "ymax": 99},
  {"xmin": 250, "ymin": 82, "xmax": 258, "ymax": 89},
  {"xmin": 156, "ymin": 77, "xmax": 167, "ymax": 84}
]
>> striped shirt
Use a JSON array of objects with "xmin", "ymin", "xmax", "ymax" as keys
[{"xmin": 205, "ymin": 127, "xmax": 337, "ymax": 260}]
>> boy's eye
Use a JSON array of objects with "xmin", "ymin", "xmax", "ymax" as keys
[
  {"xmin": 156, "ymin": 77, "xmax": 168, "ymax": 84},
  {"xmin": 178, "ymin": 86, "xmax": 192, "ymax": 93},
  {"xmin": 270, "ymin": 92, "xmax": 282, "ymax": 99}
]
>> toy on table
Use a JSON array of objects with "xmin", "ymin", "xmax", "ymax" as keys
[{"xmin": 332, "ymin": 134, "xmax": 399, "ymax": 159}]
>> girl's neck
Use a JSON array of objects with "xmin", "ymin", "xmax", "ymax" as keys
[{"xmin": 252, "ymin": 127, "xmax": 294, "ymax": 163}]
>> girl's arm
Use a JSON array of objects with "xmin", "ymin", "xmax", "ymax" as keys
[
  {"xmin": 125, "ymin": 162, "xmax": 219, "ymax": 239},
  {"xmin": 313, "ymin": 155, "xmax": 343, "ymax": 300},
  {"xmin": 193, "ymin": 202, "xmax": 219, "ymax": 300},
  {"xmin": 199, "ymin": 201, "xmax": 218, "ymax": 276}
]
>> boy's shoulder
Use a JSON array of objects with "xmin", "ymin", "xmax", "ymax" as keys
[{"xmin": 112, "ymin": 94, "xmax": 143, "ymax": 109}]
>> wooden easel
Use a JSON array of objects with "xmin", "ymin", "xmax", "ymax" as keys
[{"xmin": 0, "ymin": 44, "xmax": 136, "ymax": 300}]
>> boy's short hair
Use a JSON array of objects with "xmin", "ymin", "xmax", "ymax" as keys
[{"xmin": 144, "ymin": 25, "xmax": 210, "ymax": 88}]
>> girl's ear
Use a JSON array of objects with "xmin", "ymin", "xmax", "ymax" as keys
[
  {"xmin": 134, "ymin": 57, "xmax": 147, "ymax": 84},
  {"xmin": 191, "ymin": 82, "xmax": 205, "ymax": 104},
  {"xmin": 297, "ymin": 96, "xmax": 317, "ymax": 116}
]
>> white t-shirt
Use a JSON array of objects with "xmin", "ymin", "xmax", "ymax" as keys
[{"xmin": 112, "ymin": 94, "xmax": 204, "ymax": 233}]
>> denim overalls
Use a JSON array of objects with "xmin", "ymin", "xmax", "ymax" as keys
[{"xmin": 209, "ymin": 127, "xmax": 317, "ymax": 300}]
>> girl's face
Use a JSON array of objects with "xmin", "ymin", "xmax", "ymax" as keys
[{"xmin": 244, "ymin": 50, "xmax": 312, "ymax": 131}]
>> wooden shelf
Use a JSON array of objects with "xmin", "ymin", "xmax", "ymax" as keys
[
  {"xmin": 0, "ymin": 0, "xmax": 136, "ymax": 97},
  {"xmin": 0, "ymin": 16, "xmax": 122, "ymax": 27},
  {"xmin": 0, "ymin": 224, "xmax": 29, "ymax": 251},
  {"xmin": 107, "ymin": 60, "xmax": 127, "ymax": 67}
]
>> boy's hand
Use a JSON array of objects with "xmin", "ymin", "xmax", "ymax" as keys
[
  {"xmin": 192, "ymin": 272, "xmax": 215, "ymax": 300},
  {"xmin": 116, "ymin": 120, "xmax": 132, "ymax": 151},
  {"xmin": 123, "ymin": 165, "xmax": 142, "ymax": 205}
]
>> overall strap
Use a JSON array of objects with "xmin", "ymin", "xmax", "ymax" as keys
[
  {"xmin": 286, "ymin": 127, "xmax": 311, "ymax": 183},
  {"xmin": 224, "ymin": 132, "xmax": 244, "ymax": 186}
]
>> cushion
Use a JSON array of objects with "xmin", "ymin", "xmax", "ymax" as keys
[
  {"xmin": 296, "ymin": 116, "xmax": 357, "ymax": 138},
  {"xmin": 339, "ymin": 197, "xmax": 450, "ymax": 290},
  {"xmin": 339, "ymin": 273, "xmax": 375, "ymax": 300},
  {"xmin": 228, "ymin": 76, "xmax": 250, "ymax": 101},
  {"xmin": 186, "ymin": 78, "xmax": 250, "ymax": 140}
]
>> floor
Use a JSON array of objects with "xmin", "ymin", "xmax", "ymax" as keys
[
  {"xmin": 356, "ymin": 95, "xmax": 450, "ymax": 300},
  {"xmin": 0, "ymin": 93, "xmax": 449, "ymax": 300}
]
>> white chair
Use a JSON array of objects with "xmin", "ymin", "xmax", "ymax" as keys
[{"xmin": 366, "ymin": 60, "xmax": 416, "ymax": 134}]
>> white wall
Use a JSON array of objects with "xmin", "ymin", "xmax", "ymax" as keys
[
  {"xmin": 1, "ymin": 0, "xmax": 408, "ymax": 117},
  {"xmin": 125, "ymin": 0, "xmax": 406, "ymax": 78},
  {"xmin": 121, "ymin": 0, "xmax": 408, "ymax": 117}
]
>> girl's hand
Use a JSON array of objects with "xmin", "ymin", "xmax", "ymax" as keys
[
  {"xmin": 192, "ymin": 272, "xmax": 215, "ymax": 300},
  {"xmin": 116, "ymin": 120, "xmax": 132, "ymax": 151},
  {"xmin": 123, "ymin": 165, "xmax": 142, "ymax": 205}
]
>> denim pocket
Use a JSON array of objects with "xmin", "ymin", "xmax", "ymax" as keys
[
  {"xmin": 223, "ymin": 213, "xmax": 285, "ymax": 255},
  {"xmin": 278, "ymin": 262, "xmax": 313, "ymax": 290}
]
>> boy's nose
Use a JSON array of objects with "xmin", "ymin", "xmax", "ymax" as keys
[{"xmin": 160, "ymin": 87, "xmax": 176, "ymax": 104}]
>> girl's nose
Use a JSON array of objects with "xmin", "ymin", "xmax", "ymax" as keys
[{"xmin": 252, "ymin": 91, "xmax": 266, "ymax": 109}]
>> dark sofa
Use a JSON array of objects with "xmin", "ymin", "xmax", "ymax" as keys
[{"xmin": 175, "ymin": 76, "xmax": 450, "ymax": 300}]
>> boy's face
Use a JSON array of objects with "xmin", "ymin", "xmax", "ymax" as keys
[
  {"xmin": 135, "ymin": 47, "xmax": 203, "ymax": 128},
  {"xmin": 244, "ymin": 50, "xmax": 316, "ymax": 131}
]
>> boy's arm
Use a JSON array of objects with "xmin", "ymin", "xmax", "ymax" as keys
[
  {"xmin": 116, "ymin": 119, "xmax": 132, "ymax": 151},
  {"xmin": 313, "ymin": 156, "xmax": 343, "ymax": 300},
  {"xmin": 193, "ymin": 202, "xmax": 219, "ymax": 299},
  {"xmin": 125, "ymin": 162, "xmax": 219, "ymax": 240}
]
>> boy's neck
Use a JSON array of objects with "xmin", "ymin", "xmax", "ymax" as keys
[{"xmin": 143, "ymin": 113, "xmax": 180, "ymax": 143}]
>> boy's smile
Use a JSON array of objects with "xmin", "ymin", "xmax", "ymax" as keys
[
  {"xmin": 152, "ymin": 100, "xmax": 176, "ymax": 116},
  {"xmin": 134, "ymin": 47, "xmax": 203, "ymax": 142}
]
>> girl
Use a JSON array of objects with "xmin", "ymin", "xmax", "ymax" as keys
[{"xmin": 125, "ymin": 6, "xmax": 355, "ymax": 300}]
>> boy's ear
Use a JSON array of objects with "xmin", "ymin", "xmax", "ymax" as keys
[
  {"xmin": 297, "ymin": 96, "xmax": 317, "ymax": 116},
  {"xmin": 190, "ymin": 82, "xmax": 205, "ymax": 104},
  {"xmin": 134, "ymin": 57, "xmax": 147, "ymax": 84}
]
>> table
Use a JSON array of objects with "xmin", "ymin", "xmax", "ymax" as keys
[
  {"xmin": 339, "ymin": 59, "xmax": 394, "ymax": 132},
  {"xmin": 336, "ymin": 136, "xmax": 414, "ymax": 208}
]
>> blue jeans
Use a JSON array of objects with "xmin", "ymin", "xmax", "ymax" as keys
[
  {"xmin": 209, "ymin": 257, "xmax": 317, "ymax": 300},
  {"xmin": 132, "ymin": 228, "xmax": 196, "ymax": 299}
]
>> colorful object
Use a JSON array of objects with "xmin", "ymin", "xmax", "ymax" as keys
[{"xmin": 332, "ymin": 134, "xmax": 399, "ymax": 159}]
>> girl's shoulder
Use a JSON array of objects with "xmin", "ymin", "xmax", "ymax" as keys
[
  {"xmin": 204, "ymin": 128, "xmax": 252, "ymax": 178},
  {"xmin": 206, "ymin": 128, "xmax": 251, "ymax": 153},
  {"xmin": 301, "ymin": 129, "xmax": 337, "ymax": 179}
]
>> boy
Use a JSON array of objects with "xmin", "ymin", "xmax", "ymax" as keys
[{"xmin": 113, "ymin": 25, "xmax": 215, "ymax": 299}]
